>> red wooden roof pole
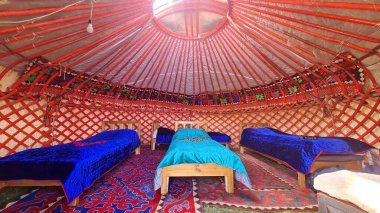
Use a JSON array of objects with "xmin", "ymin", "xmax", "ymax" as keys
[
  {"xmin": 0, "ymin": 4, "xmax": 142, "ymax": 36},
  {"xmin": 189, "ymin": 10, "xmax": 194, "ymax": 37},
  {"xmin": 203, "ymin": 38, "xmax": 230, "ymax": 98},
  {"xmin": 170, "ymin": 39, "xmax": 186, "ymax": 96},
  {"xmin": 0, "ymin": 10, "xmax": 141, "ymax": 81},
  {"xmin": 269, "ymin": 26, "xmax": 377, "ymax": 88},
  {"xmin": 163, "ymin": 39, "xmax": 182, "ymax": 102},
  {"xmin": 55, "ymin": 14, "xmax": 149, "ymax": 63},
  {"xmin": 231, "ymin": 15, "xmax": 323, "ymax": 98},
  {"xmin": 0, "ymin": 6, "xmax": 145, "ymax": 45},
  {"xmin": 234, "ymin": 3, "xmax": 380, "ymax": 43},
  {"xmin": 206, "ymin": 37, "xmax": 239, "ymax": 94},
  {"xmin": 238, "ymin": 14, "xmax": 353, "ymax": 96},
  {"xmin": 59, "ymin": 22, "xmax": 152, "ymax": 100},
  {"xmin": 235, "ymin": 6, "xmax": 380, "ymax": 57},
  {"xmin": 144, "ymin": 36, "xmax": 177, "ymax": 100},
  {"xmin": 221, "ymin": 27, "xmax": 286, "ymax": 99},
  {"xmin": 192, "ymin": 40, "xmax": 197, "ymax": 102},
  {"xmin": 183, "ymin": 1, "xmax": 189, "ymax": 37},
  {"xmin": 65, "ymin": 19, "xmax": 148, "ymax": 71},
  {"xmin": 239, "ymin": 0, "xmax": 380, "ymax": 10},
  {"xmin": 6, "ymin": 13, "xmax": 146, "ymax": 93},
  {"xmin": 159, "ymin": 39, "xmax": 180, "ymax": 101},
  {"xmin": 213, "ymin": 30, "xmax": 253, "ymax": 98},
  {"xmin": 33, "ymin": 15, "xmax": 150, "ymax": 98},
  {"xmin": 200, "ymin": 41, "xmax": 222, "ymax": 98},
  {"xmin": 237, "ymin": 1, "xmax": 379, "ymax": 26},
  {"xmin": 93, "ymin": 29, "xmax": 162, "ymax": 100},
  {"xmin": 196, "ymin": 1, "xmax": 199, "ymax": 37},
  {"xmin": 0, "ymin": 1, "xmax": 133, "ymax": 17},
  {"xmin": 230, "ymin": 28, "xmax": 303, "ymax": 98},
  {"xmin": 182, "ymin": 40, "xmax": 190, "ymax": 95},
  {"xmin": 0, "ymin": 9, "xmax": 141, "ymax": 59},
  {"xmin": 103, "ymin": 24, "xmax": 159, "ymax": 99},
  {"xmin": 221, "ymin": 26, "xmax": 289, "ymax": 99},
  {"xmin": 197, "ymin": 41, "xmax": 208, "ymax": 99},
  {"xmin": 127, "ymin": 34, "xmax": 170, "ymax": 97},
  {"xmin": 206, "ymin": 37, "xmax": 236, "ymax": 101},
  {"xmin": 123, "ymin": 31, "xmax": 165, "ymax": 96},
  {"xmin": 233, "ymin": 13, "xmax": 335, "ymax": 96},
  {"xmin": 176, "ymin": 40, "xmax": 189, "ymax": 96},
  {"xmin": 65, "ymin": 23, "xmax": 154, "ymax": 103},
  {"xmin": 139, "ymin": 36, "xmax": 175, "ymax": 99}
]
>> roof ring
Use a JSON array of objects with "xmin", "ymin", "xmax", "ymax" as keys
[{"xmin": 152, "ymin": 0, "xmax": 229, "ymax": 39}]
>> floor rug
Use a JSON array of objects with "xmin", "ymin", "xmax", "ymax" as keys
[
  {"xmin": 0, "ymin": 146, "xmax": 317, "ymax": 212},
  {"xmin": 198, "ymin": 153, "xmax": 318, "ymax": 211}
]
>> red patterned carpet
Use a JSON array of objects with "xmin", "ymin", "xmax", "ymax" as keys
[
  {"xmin": 198, "ymin": 153, "xmax": 318, "ymax": 211},
  {"xmin": 0, "ymin": 147, "xmax": 317, "ymax": 212}
]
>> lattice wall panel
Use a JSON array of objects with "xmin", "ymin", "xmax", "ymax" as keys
[
  {"xmin": 52, "ymin": 105, "xmax": 189, "ymax": 145},
  {"xmin": 332, "ymin": 95, "xmax": 380, "ymax": 146},
  {"xmin": 0, "ymin": 97, "xmax": 51, "ymax": 157},
  {"xmin": 1, "ymin": 94, "xmax": 379, "ymax": 157},
  {"xmin": 195, "ymin": 102, "xmax": 335, "ymax": 148}
]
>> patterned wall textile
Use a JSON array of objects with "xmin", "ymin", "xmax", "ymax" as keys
[{"xmin": 17, "ymin": 52, "xmax": 366, "ymax": 106}]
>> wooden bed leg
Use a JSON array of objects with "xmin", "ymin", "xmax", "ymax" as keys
[
  {"xmin": 135, "ymin": 146, "xmax": 141, "ymax": 155},
  {"xmin": 297, "ymin": 172, "xmax": 306, "ymax": 189},
  {"xmin": 225, "ymin": 169, "xmax": 234, "ymax": 193},
  {"xmin": 225, "ymin": 144, "xmax": 229, "ymax": 149},
  {"xmin": 69, "ymin": 197, "xmax": 79, "ymax": 206},
  {"xmin": 161, "ymin": 168, "xmax": 169, "ymax": 195},
  {"xmin": 151, "ymin": 141, "xmax": 156, "ymax": 150},
  {"xmin": 239, "ymin": 146, "xmax": 244, "ymax": 154}
]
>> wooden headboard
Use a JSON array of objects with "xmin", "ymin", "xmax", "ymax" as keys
[
  {"xmin": 152, "ymin": 120, "xmax": 161, "ymax": 134},
  {"xmin": 174, "ymin": 121, "xmax": 208, "ymax": 131},
  {"xmin": 101, "ymin": 120, "xmax": 141, "ymax": 136}
]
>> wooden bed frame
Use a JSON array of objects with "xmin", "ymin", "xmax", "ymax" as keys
[
  {"xmin": 0, "ymin": 120, "xmax": 141, "ymax": 206},
  {"xmin": 160, "ymin": 121, "xmax": 234, "ymax": 195},
  {"xmin": 238, "ymin": 122, "xmax": 363, "ymax": 189},
  {"xmin": 102, "ymin": 120, "xmax": 141, "ymax": 154},
  {"xmin": 151, "ymin": 120, "xmax": 230, "ymax": 150}
]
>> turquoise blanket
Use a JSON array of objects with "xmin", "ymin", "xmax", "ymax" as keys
[{"xmin": 154, "ymin": 128, "xmax": 252, "ymax": 190}]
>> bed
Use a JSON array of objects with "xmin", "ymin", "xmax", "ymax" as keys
[
  {"xmin": 154, "ymin": 121, "xmax": 252, "ymax": 195},
  {"xmin": 151, "ymin": 120, "xmax": 232, "ymax": 150},
  {"xmin": 0, "ymin": 120, "xmax": 141, "ymax": 206},
  {"xmin": 239, "ymin": 122, "xmax": 372, "ymax": 188}
]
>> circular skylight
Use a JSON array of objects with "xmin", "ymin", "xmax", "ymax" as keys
[{"xmin": 153, "ymin": 0, "xmax": 229, "ymax": 39}]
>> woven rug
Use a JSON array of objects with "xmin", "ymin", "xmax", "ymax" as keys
[
  {"xmin": 1, "ymin": 147, "xmax": 317, "ymax": 212},
  {"xmin": 198, "ymin": 153, "xmax": 318, "ymax": 211}
]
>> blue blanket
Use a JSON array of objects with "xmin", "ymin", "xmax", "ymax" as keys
[
  {"xmin": 154, "ymin": 128, "xmax": 251, "ymax": 190},
  {"xmin": 156, "ymin": 127, "xmax": 231, "ymax": 144},
  {"xmin": 156, "ymin": 127, "xmax": 175, "ymax": 144},
  {"xmin": 0, "ymin": 129, "xmax": 140, "ymax": 203},
  {"xmin": 240, "ymin": 128, "xmax": 372, "ymax": 174},
  {"xmin": 208, "ymin": 132, "xmax": 231, "ymax": 143}
]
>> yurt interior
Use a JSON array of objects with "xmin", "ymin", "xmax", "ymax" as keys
[{"xmin": 0, "ymin": 0, "xmax": 379, "ymax": 212}]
